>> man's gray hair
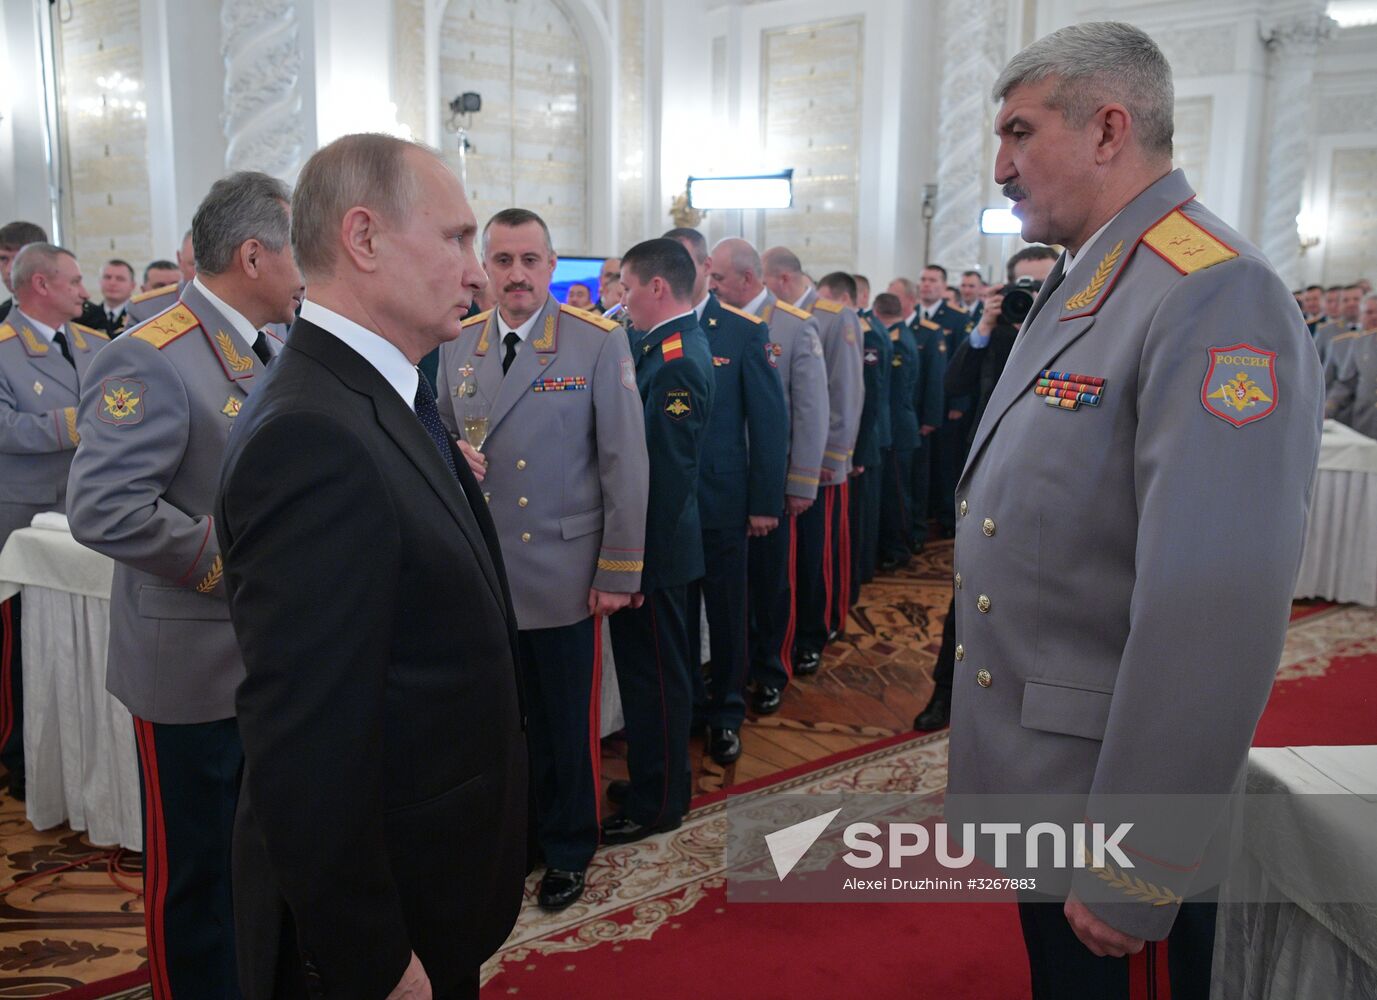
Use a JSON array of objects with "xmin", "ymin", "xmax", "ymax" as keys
[
  {"xmin": 293, "ymin": 133, "xmax": 432, "ymax": 279},
  {"xmin": 11, "ymin": 243, "xmax": 75, "ymax": 293},
  {"xmin": 191, "ymin": 171, "xmax": 291, "ymax": 275},
  {"xmin": 993, "ymin": 21, "xmax": 1174, "ymax": 157}
]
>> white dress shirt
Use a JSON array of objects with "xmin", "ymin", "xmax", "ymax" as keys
[
  {"xmin": 193, "ymin": 276, "xmax": 259, "ymax": 353},
  {"xmin": 299, "ymin": 299, "xmax": 419, "ymax": 411}
]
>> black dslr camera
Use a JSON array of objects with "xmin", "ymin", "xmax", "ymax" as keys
[{"xmin": 998, "ymin": 275, "xmax": 1043, "ymax": 326}]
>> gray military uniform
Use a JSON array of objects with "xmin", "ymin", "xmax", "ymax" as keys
[
  {"xmin": 799, "ymin": 286, "xmax": 864, "ymax": 478},
  {"xmin": 124, "ymin": 282, "xmax": 184, "ymax": 326},
  {"xmin": 754, "ymin": 292, "xmax": 829, "ymax": 500},
  {"xmin": 67, "ymin": 282, "xmax": 282, "ymax": 723},
  {"xmin": 948, "ymin": 170, "xmax": 1323, "ymax": 938},
  {"xmin": 1325, "ymin": 328, "xmax": 1377, "ymax": 437},
  {"xmin": 436, "ymin": 295, "xmax": 649, "ymax": 630},
  {"xmin": 0, "ymin": 312, "xmax": 109, "ymax": 542}
]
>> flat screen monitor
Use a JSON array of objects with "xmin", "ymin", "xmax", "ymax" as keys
[{"xmin": 552, "ymin": 256, "xmax": 605, "ymax": 308}]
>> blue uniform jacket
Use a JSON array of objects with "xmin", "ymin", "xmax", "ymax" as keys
[
  {"xmin": 887, "ymin": 321, "xmax": 922, "ymax": 451},
  {"xmin": 854, "ymin": 315, "xmax": 893, "ymax": 467},
  {"xmin": 630, "ymin": 312, "xmax": 715, "ymax": 592},
  {"xmin": 697, "ymin": 294, "xmax": 788, "ymax": 527}
]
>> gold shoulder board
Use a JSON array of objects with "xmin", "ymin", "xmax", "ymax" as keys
[
  {"xmin": 461, "ymin": 309, "xmax": 492, "ymax": 329},
  {"xmin": 720, "ymin": 302, "xmax": 764, "ymax": 325},
  {"xmin": 812, "ymin": 298, "xmax": 844, "ymax": 314},
  {"xmin": 776, "ymin": 301, "xmax": 811, "ymax": 321},
  {"xmin": 71, "ymin": 322, "xmax": 109, "ymax": 340},
  {"xmin": 0, "ymin": 323, "xmax": 16, "ymax": 344},
  {"xmin": 130, "ymin": 283, "xmax": 178, "ymax": 304},
  {"xmin": 560, "ymin": 303, "xmax": 620, "ymax": 332},
  {"xmin": 919, "ymin": 318, "xmax": 940, "ymax": 330},
  {"xmin": 131, "ymin": 304, "xmax": 200, "ymax": 349},
  {"xmin": 1142, "ymin": 210, "xmax": 1238, "ymax": 275}
]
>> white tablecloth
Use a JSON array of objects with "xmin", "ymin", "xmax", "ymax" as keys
[
  {"xmin": 1294, "ymin": 421, "xmax": 1377, "ymax": 606},
  {"xmin": 1211, "ymin": 746, "xmax": 1377, "ymax": 999},
  {"xmin": 0, "ymin": 519, "xmax": 140, "ymax": 850}
]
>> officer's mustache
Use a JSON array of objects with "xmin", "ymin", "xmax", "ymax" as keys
[
  {"xmin": 1002, "ymin": 183, "xmax": 1028, "ymax": 202},
  {"xmin": 504, "ymin": 283, "xmax": 534, "ymax": 293}
]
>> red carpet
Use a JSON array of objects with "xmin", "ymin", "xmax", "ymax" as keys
[{"xmin": 1255, "ymin": 604, "xmax": 1377, "ymax": 747}]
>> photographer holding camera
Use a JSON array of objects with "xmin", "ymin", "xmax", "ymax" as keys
[{"xmin": 913, "ymin": 244, "xmax": 1058, "ymax": 730}]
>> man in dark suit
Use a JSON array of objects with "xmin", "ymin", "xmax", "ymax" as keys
[{"xmin": 216, "ymin": 133, "xmax": 527, "ymax": 1000}]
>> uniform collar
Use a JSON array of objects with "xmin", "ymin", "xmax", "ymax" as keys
[
  {"xmin": 646, "ymin": 308, "xmax": 697, "ymax": 340},
  {"xmin": 14, "ymin": 309, "xmax": 57, "ymax": 343},
  {"xmin": 299, "ymin": 299, "xmax": 420, "ymax": 411},
  {"xmin": 744, "ymin": 286, "xmax": 770, "ymax": 317},
  {"xmin": 1064, "ymin": 211, "xmax": 1121, "ymax": 279},
  {"xmin": 495, "ymin": 304, "xmax": 542, "ymax": 344},
  {"xmin": 794, "ymin": 287, "xmax": 813, "ymax": 310},
  {"xmin": 694, "ymin": 293, "xmax": 710, "ymax": 322},
  {"xmin": 193, "ymin": 276, "xmax": 259, "ymax": 351}
]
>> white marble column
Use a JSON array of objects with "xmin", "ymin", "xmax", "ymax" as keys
[
  {"xmin": 221, "ymin": 0, "xmax": 308, "ymax": 180},
  {"xmin": 1258, "ymin": 11, "xmax": 1335, "ymax": 288},
  {"xmin": 930, "ymin": 0, "xmax": 1003, "ymax": 270}
]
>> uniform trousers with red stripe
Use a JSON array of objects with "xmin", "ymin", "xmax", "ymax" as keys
[
  {"xmin": 608, "ymin": 586, "xmax": 692, "ymax": 828},
  {"xmin": 794, "ymin": 482, "xmax": 850, "ymax": 655},
  {"xmin": 1017, "ymin": 896, "xmax": 1215, "ymax": 1000},
  {"xmin": 687, "ymin": 528, "xmax": 750, "ymax": 731},
  {"xmin": 519, "ymin": 616, "xmax": 602, "ymax": 872},
  {"xmin": 747, "ymin": 512, "xmax": 796, "ymax": 691},
  {"xmin": 1, "ymin": 597, "xmax": 24, "ymax": 795},
  {"xmin": 133, "ymin": 716, "xmax": 242, "ymax": 1000}
]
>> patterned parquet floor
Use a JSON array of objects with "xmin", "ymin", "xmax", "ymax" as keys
[{"xmin": 0, "ymin": 541, "xmax": 954, "ymax": 995}]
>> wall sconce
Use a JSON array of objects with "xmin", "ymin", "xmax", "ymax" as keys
[{"xmin": 1297, "ymin": 209, "xmax": 1323, "ymax": 255}]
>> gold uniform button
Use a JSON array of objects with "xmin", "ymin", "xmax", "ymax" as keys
[
  {"xmin": 982, "ymin": 517, "xmax": 996, "ymax": 537},
  {"xmin": 976, "ymin": 668, "xmax": 992, "ymax": 688},
  {"xmin": 955, "ymin": 644, "xmax": 964, "ymax": 661},
  {"xmin": 521, "ymin": 532, "xmax": 532, "ymax": 543},
  {"xmin": 959, "ymin": 500, "xmax": 968, "ymax": 517},
  {"xmin": 955, "ymin": 572, "xmax": 962, "ymax": 589},
  {"xmin": 518, "ymin": 497, "xmax": 529, "ymax": 507},
  {"xmin": 977, "ymin": 594, "xmax": 991, "ymax": 613},
  {"xmin": 516, "ymin": 459, "xmax": 527, "ymax": 470}
]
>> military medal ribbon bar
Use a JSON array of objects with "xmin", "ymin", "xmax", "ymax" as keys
[{"xmin": 1034, "ymin": 369, "xmax": 1107, "ymax": 411}]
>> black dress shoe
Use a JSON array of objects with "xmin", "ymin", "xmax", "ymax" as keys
[
  {"xmin": 538, "ymin": 868, "xmax": 586, "ymax": 911},
  {"xmin": 752, "ymin": 685, "xmax": 782, "ymax": 715},
  {"xmin": 794, "ymin": 649, "xmax": 821, "ymax": 677},
  {"xmin": 878, "ymin": 554, "xmax": 910, "ymax": 572},
  {"xmin": 606, "ymin": 778, "xmax": 630, "ymax": 805},
  {"xmin": 601, "ymin": 812, "xmax": 682, "ymax": 845},
  {"xmin": 913, "ymin": 691, "xmax": 951, "ymax": 731},
  {"xmin": 709, "ymin": 727, "xmax": 742, "ymax": 765}
]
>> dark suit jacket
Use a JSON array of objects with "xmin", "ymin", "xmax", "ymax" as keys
[{"xmin": 215, "ymin": 318, "xmax": 528, "ymax": 999}]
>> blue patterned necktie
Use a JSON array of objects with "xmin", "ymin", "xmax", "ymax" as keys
[{"xmin": 413, "ymin": 374, "xmax": 460, "ymax": 480}]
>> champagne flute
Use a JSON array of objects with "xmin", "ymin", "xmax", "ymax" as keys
[{"xmin": 458, "ymin": 378, "xmax": 491, "ymax": 451}]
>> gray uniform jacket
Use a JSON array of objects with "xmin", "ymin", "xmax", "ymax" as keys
[
  {"xmin": 0, "ymin": 312, "xmax": 109, "ymax": 543},
  {"xmin": 1325, "ymin": 328, "xmax": 1377, "ymax": 437},
  {"xmin": 754, "ymin": 292, "xmax": 829, "ymax": 500},
  {"xmin": 436, "ymin": 295, "xmax": 649, "ymax": 631},
  {"xmin": 124, "ymin": 281, "xmax": 185, "ymax": 326},
  {"xmin": 800, "ymin": 286, "xmax": 864, "ymax": 479},
  {"xmin": 67, "ymin": 283, "xmax": 283, "ymax": 723},
  {"xmin": 947, "ymin": 170, "xmax": 1323, "ymax": 939}
]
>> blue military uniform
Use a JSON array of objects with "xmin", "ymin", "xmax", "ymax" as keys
[
  {"xmin": 608, "ymin": 312, "xmax": 714, "ymax": 830},
  {"xmin": 880, "ymin": 321, "xmax": 922, "ymax": 565},
  {"xmin": 848, "ymin": 314, "xmax": 892, "ymax": 597},
  {"xmin": 687, "ymin": 295, "xmax": 787, "ymax": 732},
  {"xmin": 925, "ymin": 303, "xmax": 976, "ymax": 534},
  {"xmin": 907, "ymin": 316, "xmax": 948, "ymax": 549}
]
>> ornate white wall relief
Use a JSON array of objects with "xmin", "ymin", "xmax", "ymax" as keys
[
  {"xmin": 617, "ymin": 0, "xmax": 646, "ymax": 253},
  {"xmin": 54, "ymin": 0, "xmax": 154, "ymax": 283},
  {"xmin": 221, "ymin": 0, "xmax": 307, "ymax": 181},
  {"xmin": 440, "ymin": 0, "xmax": 589, "ymax": 254},
  {"xmin": 760, "ymin": 17, "xmax": 863, "ymax": 277},
  {"xmin": 1324, "ymin": 147, "xmax": 1377, "ymax": 284},
  {"xmin": 1172, "ymin": 96, "xmax": 1213, "ymax": 196}
]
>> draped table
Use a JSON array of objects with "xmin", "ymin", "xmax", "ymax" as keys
[
  {"xmin": 1211, "ymin": 746, "xmax": 1377, "ymax": 998},
  {"xmin": 0, "ymin": 514, "xmax": 140, "ymax": 850},
  {"xmin": 1294, "ymin": 420, "xmax": 1377, "ymax": 606}
]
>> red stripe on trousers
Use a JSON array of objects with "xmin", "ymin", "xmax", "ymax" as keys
[
  {"xmin": 0, "ymin": 601, "xmax": 13, "ymax": 750},
  {"xmin": 134, "ymin": 718, "xmax": 173, "ymax": 1000},
  {"xmin": 837, "ymin": 481, "xmax": 852, "ymax": 629},
  {"xmin": 821, "ymin": 488, "xmax": 834, "ymax": 635},
  {"xmin": 780, "ymin": 515, "xmax": 797, "ymax": 678},
  {"xmin": 588, "ymin": 616, "xmax": 604, "ymax": 826}
]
